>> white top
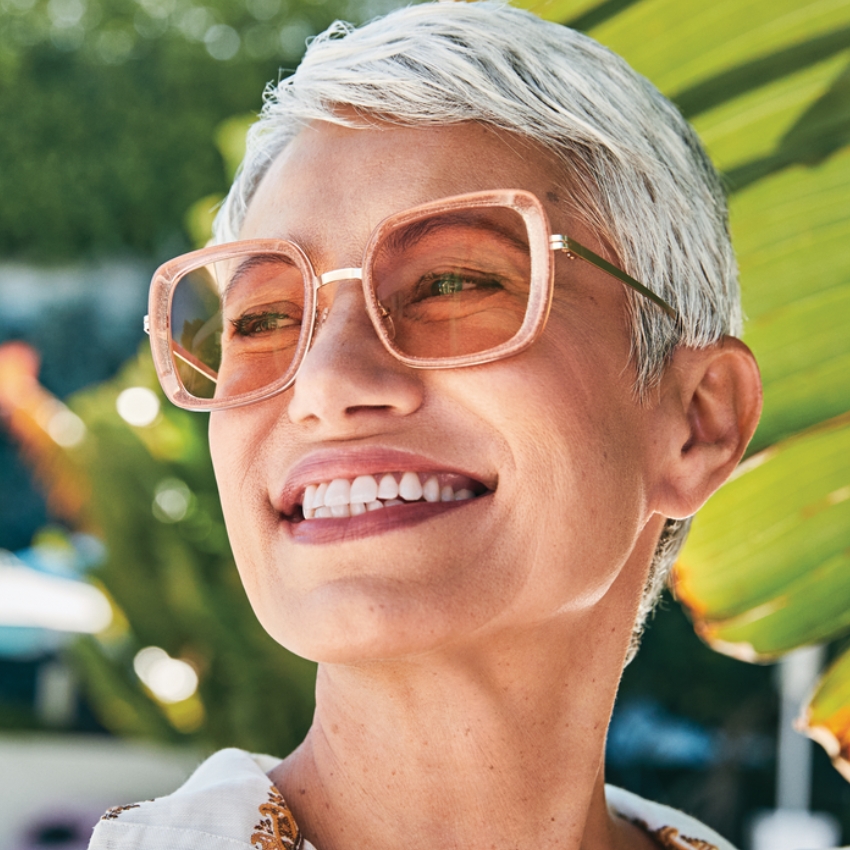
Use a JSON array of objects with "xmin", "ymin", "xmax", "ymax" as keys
[{"xmin": 88, "ymin": 747, "xmax": 736, "ymax": 850}]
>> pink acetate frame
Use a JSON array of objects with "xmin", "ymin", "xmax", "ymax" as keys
[
  {"xmin": 146, "ymin": 189, "xmax": 676, "ymax": 411},
  {"xmin": 147, "ymin": 238, "xmax": 317, "ymax": 411}
]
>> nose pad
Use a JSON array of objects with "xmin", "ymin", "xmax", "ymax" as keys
[
  {"xmin": 309, "ymin": 268, "xmax": 367, "ymax": 347},
  {"xmin": 307, "ymin": 281, "xmax": 379, "ymax": 358},
  {"xmin": 308, "ymin": 293, "xmax": 339, "ymax": 349},
  {"xmin": 378, "ymin": 302, "xmax": 396, "ymax": 342},
  {"xmin": 316, "ymin": 306, "xmax": 330, "ymax": 334},
  {"xmin": 311, "ymin": 284, "xmax": 392, "ymax": 348}
]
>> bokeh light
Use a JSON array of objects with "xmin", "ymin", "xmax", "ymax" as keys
[
  {"xmin": 133, "ymin": 646, "xmax": 199, "ymax": 703},
  {"xmin": 116, "ymin": 386, "xmax": 160, "ymax": 427},
  {"xmin": 0, "ymin": 562, "xmax": 112, "ymax": 632},
  {"xmin": 46, "ymin": 407, "xmax": 87, "ymax": 447},
  {"xmin": 152, "ymin": 478, "xmax": 192, "ymax": 523}
]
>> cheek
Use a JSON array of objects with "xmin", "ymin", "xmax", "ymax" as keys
[
  {"xmin": 208, "ymin": 410, "xmax": 277, "ymax": 584},
  {"xmin": 209, "ymin": 410, "xmax": 312, "ymax": 652},
  {"xmin": 443, "ymin": 332, "xmax": 648, "ymax": 614},
  {"xmin": 209, "ymin": 411, "xmax": 250, "ymax": 518}
]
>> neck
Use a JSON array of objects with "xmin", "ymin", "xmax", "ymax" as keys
[{"xmin": 271, "ymin": 562, "xmax": 660, "ymax": 850}]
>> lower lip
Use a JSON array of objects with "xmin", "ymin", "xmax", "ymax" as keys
[{"xmin": 285, "ymin": 495, "xmax": 490, "ymax": 545}]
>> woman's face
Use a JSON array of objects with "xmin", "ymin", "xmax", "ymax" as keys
[{"xmin": 209, "ymin": 121, "xmax": 664, "ymax": 663}]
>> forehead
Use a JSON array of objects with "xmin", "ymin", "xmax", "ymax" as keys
[{"xmin": 239, "ymin": 121, "xmax": 571, "ymax": 252}]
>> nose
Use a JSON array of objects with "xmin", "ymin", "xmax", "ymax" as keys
[{"xmin": 286, "ymin": 279, "xmax": 424, "ymax": 432}]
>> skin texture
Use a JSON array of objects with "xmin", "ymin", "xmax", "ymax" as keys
[{"xmin": 209, "ymin": 121, "xmax": 762, "ymax": 850}]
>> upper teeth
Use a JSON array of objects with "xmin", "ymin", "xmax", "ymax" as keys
[{"xmin": 301, "ymin": 472, "xmax": 475, "ymax": 519}]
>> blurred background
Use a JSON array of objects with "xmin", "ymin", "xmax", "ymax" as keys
[{"xmin": 1, "ymin": 0, "xmax": 849, "ymax": 848}]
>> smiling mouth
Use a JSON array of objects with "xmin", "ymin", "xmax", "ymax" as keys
[{"xmin": 288, "ymin": 472, "xmax": 489, "ymax": 522}]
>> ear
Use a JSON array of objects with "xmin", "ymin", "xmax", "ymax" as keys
[{"xmin": 651, "ymin": 336, "xmax": 762, "ymax": 520}]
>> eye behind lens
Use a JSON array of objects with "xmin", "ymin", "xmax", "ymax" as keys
[{"xmin": 370, "ymin": 206, "xmax": 532, "ymax": 360}]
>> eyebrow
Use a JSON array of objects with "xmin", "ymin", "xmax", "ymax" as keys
[
  {"xmin": 379, "ymin": 212, "xmax": 530, "ymax": 258},
  {"xmin": 222, "ymin": 253, "xmax": 300, "ymax": 302}
]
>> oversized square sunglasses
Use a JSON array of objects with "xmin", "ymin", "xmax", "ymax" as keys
[{"xmin": 146, "ymin": 189, "xmax": 677, "ymax": 411}]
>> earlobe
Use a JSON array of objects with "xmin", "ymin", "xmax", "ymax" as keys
[{"xmin": 654, "ymin": 336, "xmax": 763, "ymax": 520}]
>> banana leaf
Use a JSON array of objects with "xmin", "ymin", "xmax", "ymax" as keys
[{"xmin": 804, "ymin": 646, "xmax": 850, "ymax": 781}]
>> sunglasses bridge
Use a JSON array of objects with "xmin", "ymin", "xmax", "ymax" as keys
[
  {"xmin": 317, "ymin": 267, "xmax": 363, "ymax": 288},
  {"xmin": 313, "ymin": 267, "xmax": 394, "ymax": 332}
]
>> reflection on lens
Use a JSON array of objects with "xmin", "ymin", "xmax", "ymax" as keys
[
  {"xmin": 169, "ymin": 251, "xmax": 308, "ymax": 402},
  {"xmin": 371, "ymin": 207, "xmax": 531, "ymax": 359},
  {"xmin": 171, "ymin": 266, "xmax": 222, "ymax": 400}
]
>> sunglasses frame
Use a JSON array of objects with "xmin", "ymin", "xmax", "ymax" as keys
[{"xmin": 146, "ymin": 189, "xmax": 676, "ymax": 411}]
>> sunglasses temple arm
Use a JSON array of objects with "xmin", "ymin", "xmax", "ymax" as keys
[{"xmin": 558, "ymin": 237, "xmax": 678, "ymax": 320}]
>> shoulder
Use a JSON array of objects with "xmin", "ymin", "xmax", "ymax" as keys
[
  {"xmin": 606, "ymin": 785, "xmax": 737, "ymax": 850},
  {"xmin": 87, "ymin": 748, "xmax": 313, "ymax": 850}
]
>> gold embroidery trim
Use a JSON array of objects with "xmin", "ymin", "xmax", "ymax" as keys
[
  {"xmin": 101, "ymin": 803, "xmax": 141, "ymax": 821},
  {"xmin": 252, "ymin": 786, "xmax": 303, "ymax": 850},
  {"xmin": 631, "ymin": 817, "xmax": 719, "ymax": 850}
]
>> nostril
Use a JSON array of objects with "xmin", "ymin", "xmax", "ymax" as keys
[{"xmin": 345, "ymin": 404, "xmax": 394, "ymax": 415}]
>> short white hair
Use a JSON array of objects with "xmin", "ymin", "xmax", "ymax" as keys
[{"xmin": 214, "ymin": 0, "xmax": 741, "ymax": 658}]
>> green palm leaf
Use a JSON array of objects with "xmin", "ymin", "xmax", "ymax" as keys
[{"xmin": 805, "ymin": 647, "xmax": 850, "ymax": 781}]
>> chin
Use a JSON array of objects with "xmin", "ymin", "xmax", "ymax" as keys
[{"xmin": 248, "ymin": 579, "xmax": 470, "ymax": 665}]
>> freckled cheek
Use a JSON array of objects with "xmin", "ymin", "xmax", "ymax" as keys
[{"xmin": 487, "ymin": 359, "xmax": 641, "ymax": 568}]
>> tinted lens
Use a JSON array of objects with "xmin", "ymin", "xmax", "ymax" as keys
[
  {"xmin": 170, "ymin": 252, "xmax": 308, "ymax": 401},
  {"xmin": 370, "ymin": 206, "xmax": 531, "ymax": 359}
]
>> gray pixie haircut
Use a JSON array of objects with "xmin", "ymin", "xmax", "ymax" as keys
[{"xmin": 214, "ymin": 0, "xmax": 741, "ymax": 660}]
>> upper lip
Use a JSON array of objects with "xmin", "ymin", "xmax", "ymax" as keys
[{"xmin": 273, "ymin": 446, "xmax": 496, "ymax": 517}]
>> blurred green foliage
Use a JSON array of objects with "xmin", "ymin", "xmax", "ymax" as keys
[
  {"xmin": 0, "ymin": 0, "xmax": 411, "ymax": 756},
  {"xmin": 65, "ymin": 349, "xmax": 317, "ymax": 752},
  {"xmin": 0, "ymin": 0, "xmax": 396, "ymax": 260},
  {"xmin": 0, "ymin": 40, "xmax": 257, "ymax": 260}
]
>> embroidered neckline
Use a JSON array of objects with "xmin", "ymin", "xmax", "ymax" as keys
[
  {"xmin": 629, "ymin": 817, "xmax": 719, "ymax": 850},
  {"xmin": 101, "ymin": 802, "xmax": 141, "ymax": 821},
  {"xmin": 252, "ymin": 786, "xmax": 303, "ymax": 850},
  {"xmin": 251, "ymin": 786, "xmax": 718, "ymax": 850}
]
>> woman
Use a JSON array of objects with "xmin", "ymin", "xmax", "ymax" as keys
[{"xmin": 91, "ymin": 4, "xmax": 762, "ymax": 849}]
